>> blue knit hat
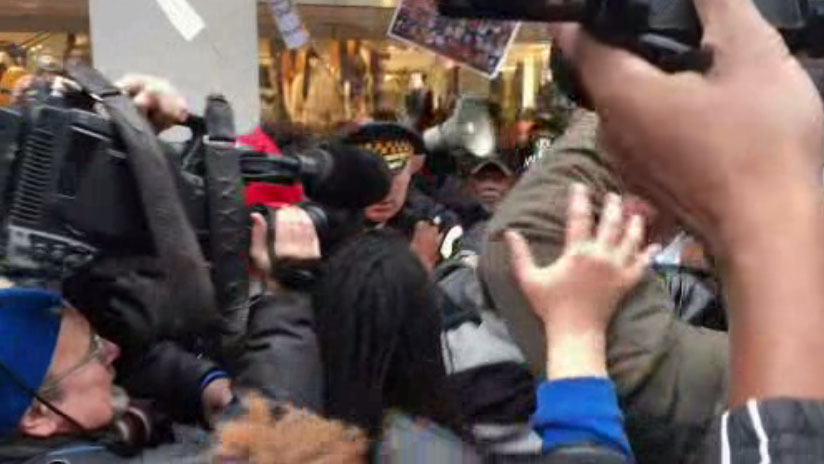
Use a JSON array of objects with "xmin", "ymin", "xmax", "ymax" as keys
[{"xmin": 0, "ymin": 288, "xmax": 62, "ymax": 436}]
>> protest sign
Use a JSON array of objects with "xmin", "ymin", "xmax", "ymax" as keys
[{"xmin": 388, "ymin": 0, "xmax": 519, "ymax": 78}]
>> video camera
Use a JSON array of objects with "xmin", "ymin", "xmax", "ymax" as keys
[
  {"xmin": 0, "ymin": 71, "xmax": 390, "ymax": 281},
  {"xmin": 438, "ymin": 0, "xmax": 824, "ymax": 70}
]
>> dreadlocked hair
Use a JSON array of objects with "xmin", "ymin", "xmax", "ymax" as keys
[{"xmin": 313, "ymin": 229, "xmax": 446, "ymax": 437}]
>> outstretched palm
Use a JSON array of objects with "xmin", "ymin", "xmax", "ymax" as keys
[{"xmin": 506, "ymin": 184, "xmax": 659, "ymax": 334}]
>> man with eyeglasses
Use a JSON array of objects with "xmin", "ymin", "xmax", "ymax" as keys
[
  {"xmin": 0, "ymin": 204, "xmax": 324, "ymax": 462},
  {"xmin": 0, "ymin": 289, "xmax": 126, "ymax": 456},
  {"xmin": 0, "ymin": 286, "xmax": 252, "ymax": 464}
]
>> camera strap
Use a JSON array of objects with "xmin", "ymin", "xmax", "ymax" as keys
[
  {"xmin": 201, "ymin": 95, "xmax": 250, "ymax": 367},
  {"xmin": 63, "ymin": 63, "xmax": 219, "ymax": 340}
]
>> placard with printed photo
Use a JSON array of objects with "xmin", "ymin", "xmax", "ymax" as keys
[{"xmin": 388, "ymin": 0, "xmax": 520, "ymax": 78}]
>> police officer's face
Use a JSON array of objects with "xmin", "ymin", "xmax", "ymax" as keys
[
  {"xmin": 20, "ymin": 308, "xmax": 121, "ymax": 437},
  {"xmin": 365, "ymin": 161, "xmax": 413, "ymax": 224}
]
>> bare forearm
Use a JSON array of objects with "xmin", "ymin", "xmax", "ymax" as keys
[
  {"xmin": 546, "ymin": 324, "xmax": 608, "ymax": 381},
  {"xmin": 717, "ymin": 183, "xmax": 824, "ymax": 406}
]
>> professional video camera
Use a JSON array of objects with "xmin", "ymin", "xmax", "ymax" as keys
[
  {"xmin": 438, "ymin": 0, "xmax": 824, "ymax": 70},
  {"xmin": 0, "ymin": 65, "xmax": 391, "ymax": 362},
  {"xmin": 0, "ymin": 69, "xmax": 390, "ymax": 280}
]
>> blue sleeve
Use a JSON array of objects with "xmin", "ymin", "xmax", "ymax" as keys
[
  {"xmin": 200, "ymin": 369, "xmax": 230, "ymax": 391},
  {"xmin": 532, "ymin": 377, "xmax": 633, "ymax": 460}
]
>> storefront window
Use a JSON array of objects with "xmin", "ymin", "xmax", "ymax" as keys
[{"xmin": 0, "ymin": 1, "xmax": 570, "ymax": 145}]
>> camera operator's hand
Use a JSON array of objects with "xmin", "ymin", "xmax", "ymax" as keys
[
  {"xmin": 506, "ymin": 184, "xmax": 658, "ymax": 379},
  {"xmin": 202, "ymin": 377, "xmax": 234, "ymax": 427},
  {"xmin": 549, "ymin": 0, "xmax": 823, "ymax": 253},
  {"xmin": 117, "ymin": 74, "xmax": 189, "ymax": 133},
  {"xmin": 410, "ymin": 220, "xmax": 444, "ymax": 273},
  {"xmin": 550, "ymin": 0, "xmax": 824, "ymax": 404},
  {"xmin": 250, "ymin": 208, "xmax": 321, "ymax": 288}
]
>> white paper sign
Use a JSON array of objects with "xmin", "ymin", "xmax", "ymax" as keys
[
  {"xmin": 267, "ymin": 0, "xmax": 310, "ymax": 50},
  {"xmin": 156, "ymin": 0, "xmax": 206, "ymax": 41}
]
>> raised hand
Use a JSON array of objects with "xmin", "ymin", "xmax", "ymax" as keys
[
  {"xmin": 117, "ymin": 74, "xmax": 189, "ymax": 132},
  {"xmin": 507, "ymin": 184, "xmax": 659, "ymax": 335},
  {"xmin": 506, "ymin": 184, "xmax": 659, "ymax": 379}
]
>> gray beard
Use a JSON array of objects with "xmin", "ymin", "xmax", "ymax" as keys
[{"xmin": 110, "ymin": 385, "xmax": 130, "ymax": 418}]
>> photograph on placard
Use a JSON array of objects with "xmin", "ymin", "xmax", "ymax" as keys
[{"xmin": 387, "ymin": 0, "xmax": 520, "ymax": 78}]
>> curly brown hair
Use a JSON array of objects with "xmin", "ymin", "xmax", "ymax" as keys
[{"xmin": 216, "ymin": 392, "xmax": 368, "ymax": 464}]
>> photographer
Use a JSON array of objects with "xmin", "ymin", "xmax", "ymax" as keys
[
  {"xmin": 0, "ymin": 202, "xmax": 323, "ymax": 463},
  {"xmin": 0, "ymin": 73, "xmax": 320, "ymax": 462},
  {"xmin": 234, "ymin": 207, "xmax": 323, "ymax": 411}
]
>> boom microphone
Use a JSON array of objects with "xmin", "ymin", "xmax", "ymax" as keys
[
  {"xmin": 239, "ymin": 142, "xmax": 391, "ymax": 210},
  {"xmin": 310, "ymin": 143, "xmax": 391, "ymax": 209}
]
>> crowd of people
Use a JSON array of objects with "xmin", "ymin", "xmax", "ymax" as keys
[{"xmin": 2, "ymin": 0, "xmax": 824, "ymax": 462}]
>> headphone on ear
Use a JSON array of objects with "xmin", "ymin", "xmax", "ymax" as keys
[
  {"xmin": 0, "ymin": 359, "xmax": 86, "ymax": 433},
  {"xmin": 0, "ymin": 358, "xmax": 146, "ymax": 457}
]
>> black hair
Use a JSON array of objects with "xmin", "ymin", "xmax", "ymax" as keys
[{"xmin": 312, "ymin": 230, "xmax": 446, "ymax": 436}]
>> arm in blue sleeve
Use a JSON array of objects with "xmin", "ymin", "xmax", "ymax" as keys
[{"xmin": 532, "ymin": 377, "xmax": 633, "ymax": 460}]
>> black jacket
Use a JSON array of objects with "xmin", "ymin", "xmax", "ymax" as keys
[
  {"xmin": 232, "ymin": 290, "xmax": 323, "ymax": 411},
  {"xmin": 117, "ymin": 342, "xmax": 223, "ymax": 425},
  {"xmin": 696, "ymin": 398, "xmax": 824, "ymax": 464}
]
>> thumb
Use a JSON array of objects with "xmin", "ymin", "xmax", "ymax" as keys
[
  {"xmin": 249, "ymin": 213, "xmax": 269, "ymax": 266},
  {"xmin": 505, "ymin": 230, "xmax": 537, "ymax": 284},
  {"xmin": 132, "ymin": 89, "xmax": 153, "ymax": 112}
]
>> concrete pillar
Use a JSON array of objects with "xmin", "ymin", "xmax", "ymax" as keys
[{"xmin": 89, "ymin": 0, "xmax": 260, "ymax": 132}]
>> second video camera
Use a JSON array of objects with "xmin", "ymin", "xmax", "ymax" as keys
[{"xmin": 439, "ymin": 0, "xmax": 824, "ymax": 70}]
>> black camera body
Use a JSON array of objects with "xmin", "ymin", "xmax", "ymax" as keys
[
  {"xmin": 0, "ymin": 82, "xmax": 389, "ymax": 280},
  {"xmin": 0, "ymin": 97, "xmax": 306, "ymax": 278},
  {"xmin": 0, "ymin": 98, "xmax": 148, "ymax": 275},
  {"xmin": 438, "ymin": 0, "xmax": 824, "ymax": 68}
]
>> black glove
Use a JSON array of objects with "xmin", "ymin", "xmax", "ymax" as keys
[
  {"xmin": 63, "ymin": 254, "xmax": 186, "ymax": 353},
  {"xmin": 117, "ymin": 341, "xmax": 224, "ymax": 425}
]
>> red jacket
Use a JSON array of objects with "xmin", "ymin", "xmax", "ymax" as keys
[{"xmin": 238, "ymin": 127, "xmax": 304, "ymax": 208}]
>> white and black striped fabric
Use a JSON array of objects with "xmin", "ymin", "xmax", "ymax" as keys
[{"xmin": 700, "ymin": 398, "xmax": 824, "ymax": 464}]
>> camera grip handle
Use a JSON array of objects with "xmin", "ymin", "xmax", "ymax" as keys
[{"xmin": 552, "ymin": 32, "xmax": 713, "ymax": 109}]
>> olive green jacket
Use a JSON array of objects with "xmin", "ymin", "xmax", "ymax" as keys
[{"xmin": 479, "ymin": 111, "xmax": 729, "ymax": 464}]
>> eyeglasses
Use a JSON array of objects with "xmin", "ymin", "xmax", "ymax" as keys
[{"xmin": 39, "ymin": 332, "xmax": 105, "ymax": 395}]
